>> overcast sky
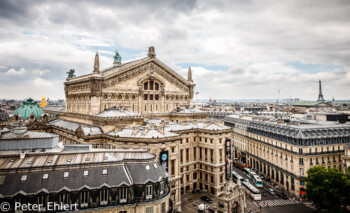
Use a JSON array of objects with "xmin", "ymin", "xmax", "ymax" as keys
[{"xmin": 0, "ymin": 0, "xmax": 349, "ymax": 101}]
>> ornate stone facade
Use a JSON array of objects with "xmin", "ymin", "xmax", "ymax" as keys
[{"xmin": 64, "ymin": 47, "xmax": 195, "ymax": 115}]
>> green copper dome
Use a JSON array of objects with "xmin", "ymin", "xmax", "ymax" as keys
[{"xmin": 13, "ymin": 98, "xmax": 44, "ymax": 119}]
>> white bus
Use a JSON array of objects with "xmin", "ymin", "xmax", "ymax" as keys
[
  {"xmin": 232, "ymin": 171, "xmax": 246, "ymax": 185},
  {"xmin": 243, "ymin": 181, "xmax": 261, "ymax": 201},
  {"xmin": 252, "ymin": 175, "xmax": 263, "ymax": 188},
  {"xmin": 244, "ymin": 168, "xmax": 257, "ymax": 178}
]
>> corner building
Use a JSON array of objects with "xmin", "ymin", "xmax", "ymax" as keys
[{"xmin": 225, "ymin": 115, "xmax": 350, "ymax": 198}]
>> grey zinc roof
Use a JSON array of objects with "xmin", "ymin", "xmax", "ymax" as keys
[
  {"xmin": 96, "ymin": 108, "xmax": 141, "ymax": 117},
  {"xmin": 0, "ymin": 166, "xmax": 131, "ymax": 197},
  {"xmin": 49, "ymin": 119, "xmax": 103, "ymax": 135},
  {"xmin": 125, "ymin": 162, "xmax": 166, "ymax": 184},
  {"xmin": 225, "ymin": 115, "xmax": 350, "ymax": 139},
  {"xmin": 0, "ymin": 131, "xmax": 57, "ymax": 140}
]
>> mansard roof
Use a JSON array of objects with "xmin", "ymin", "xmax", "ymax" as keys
[
  {"xmin": 225, "ymin": 115, "xmax": 350, "ymax": 139},
  {"xmin": 48, "ymin": 119, "xmax": 103, "ymax": 136},
  {"xmin": 0, "ymin": 149, "xmax": 166, "ymax": 197}
]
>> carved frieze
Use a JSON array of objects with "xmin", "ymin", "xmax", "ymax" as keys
[{"xmin": 102, "ymin": 62, "xmax": 189, "ymax": 92}]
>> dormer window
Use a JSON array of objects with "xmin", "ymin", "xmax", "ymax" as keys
[
  {"xmin": 100, "ymin": 189, "xmax": 108, "ymax": 206},
  {"xmin": 21, "ymin": 175, "xmax": 27, "ymax": 181},
  {"xmin": 146, "ymin": 185, "xmax": 153, "ymax": 199},
  {"xmin": 146, "ymin": 165, "xmax": 150, "ymax": 170},
  {"xmin": 102, "ymin": 169, "xmax": 108, "ymax": 175},
  {"xmin": 84, "ymin": 170, "xmax": 88, "ymax": 176},
  {"xmin": 120, "ymin": 187, "xmax": 127, "ymax": 203},
  {"xmin": 160, "ymin": 181, "xmax": 164, "ymax": 195}
]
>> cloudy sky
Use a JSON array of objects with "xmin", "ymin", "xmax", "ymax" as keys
[{"xmin": 0, "ymin": 0, "xmax": 349, "ymax": 101}]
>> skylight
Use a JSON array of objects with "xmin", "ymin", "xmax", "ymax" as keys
[
  {"xmin": 63, "ymin": 172, "xmax": 69, "ymax": 178},
  {"xmin": 21, "ymin": 175, "xmax": 27, "ymax": 181},
  {"xmin": 43, "ymin": 174, "xmax": 49, "ymax": 180}
]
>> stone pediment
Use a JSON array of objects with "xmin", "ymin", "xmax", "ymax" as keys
[{"xmin": 101, "ymin": 58, "xmax": 192, "ymax": 92}]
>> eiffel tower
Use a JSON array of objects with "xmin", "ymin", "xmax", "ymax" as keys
[{"xmin": 317, "ymin": 80, "xmax": 325, "ymax": 102}]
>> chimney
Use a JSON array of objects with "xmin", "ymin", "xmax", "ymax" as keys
[{"xmin": 93, "ymin": 52, "xmax": 100, "ymax": 74}]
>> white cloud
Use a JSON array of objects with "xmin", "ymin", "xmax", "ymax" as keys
[
  {"xmin": 4, "ymin": 68, "xmax": 26, "ymax": 75},
  {"xmin": 0, "ymin": 0, "xmax": 349, "ymax": 100},
  {"xmin": 32, "ymin": 77, "xmax": 53, "ymax": 87}
]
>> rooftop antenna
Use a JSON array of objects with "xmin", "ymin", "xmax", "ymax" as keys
[{"xmin": 277, "ymin": 89, "xmax": 280, "ymax": 103}]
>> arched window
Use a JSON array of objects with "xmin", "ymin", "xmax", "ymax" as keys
[
  {"xmin": 144, "ymin": 82, "xmax": 148, "ymax": 90},
  {"xmin": 150, "ymin": 80, "xmax": 154, "ymax": 90}
]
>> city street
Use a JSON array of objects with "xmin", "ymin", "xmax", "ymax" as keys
[{"xmin": 233, "ymin": 166, "xmax": 314, "ymax": 213}]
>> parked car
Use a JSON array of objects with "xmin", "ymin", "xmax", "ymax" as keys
[
  {"xmin": 265, "ymin": 177, "xmax": 271, "ymax": 181},
  {"xmin": 201, "ymin": 196, "xmax": 213, "ymax": 204},
  {"xmin": 266, "ymin": 188, "xmax": 276, "ymax": 195},
  {"xmin": 198, "ymin": 204, "xmax": 210, "ymax": 211},
  {"xmin": 260, "ymin": 174, "xmax": 266, "ymax": 180},
  {"xmin": 276, "ymin": 192, "xmax": 288, "ymax": 199}
]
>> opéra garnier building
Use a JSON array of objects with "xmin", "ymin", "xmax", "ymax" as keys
[
  {"xmin": 64, "ymin": 47, "xmax": 195, "ymax": 115},
  {"xmin": 42, "ymin": 47, "xmax": 242, "ymax": 212}
]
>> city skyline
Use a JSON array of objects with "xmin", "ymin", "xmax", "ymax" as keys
[{"xmin": 0, "ymin": 0, "xmax": 349, "ymax": 100}]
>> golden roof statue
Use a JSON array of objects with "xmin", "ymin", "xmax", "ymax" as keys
[{"xmin": 40, "ymin": 97, "xmax": 47, "ymax": 107}]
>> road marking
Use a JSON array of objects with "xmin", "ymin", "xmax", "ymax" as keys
[{"xmin": 253, "ymin": 201, "xmax": 259, "ymax": 207}]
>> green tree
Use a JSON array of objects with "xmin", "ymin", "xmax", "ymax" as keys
[{"xmin": 306, "ymin": 166, "xmax": 350, "ymax": 212}]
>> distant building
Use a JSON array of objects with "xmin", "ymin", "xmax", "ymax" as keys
[{"xmin": 0, "ymin": 110, "xmax": 9, "ymax": 122}]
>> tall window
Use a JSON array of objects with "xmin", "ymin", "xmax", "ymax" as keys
[
  {"xmin": 146, "ymin": 185, "xmax": 153, "ymax": 199},
  {"xmin": 144, "ymin": 82, "xmax": 148, "ymax": 90},
  {"xmin": 161, "ymin": 202, "xmax": 166, "ymax": 213},
  {"xmin": 120, "ymin": 188, "xmax": 127, "ymax": 203},
  {"xmin": 160, "ymin": 181, "xmax": 165, "ymax": 195},
  {"xmin": 100, "ymin": 189, "xmax": 108, "ymax": 205},
  {"xmin": 80, "ymin": 191, "xmax": 89, "ymax": 208},
  {"xmin": 186, "ymin": 149, "xmax": 189, "ymax": 162},
  {"xmin": 171, "ymin": 160, "xmax": 175, "ymax": 176},
  {"xmin": 144, "ymin": 94, "xmax": 148, "ymax": 100},
  {"xmin": 59, "ymin": 193, "xmax": 69, "ymax": 205},
  {"xmin": 37, "ymin": 195, "xmax": 46, "ymax": 208},
  {"xmin": 155, "ymin": 82, "xmax": 159, "ymax": 90},
  {"xmin": 146, "ymin": 207, "xmax": 153, "ymax": 213},
  {"xmin": 150, "ymin": 81, "xmax": 154, "ymax": 90}
]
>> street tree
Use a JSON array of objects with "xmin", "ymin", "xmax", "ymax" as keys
[{"xmin": 306, "ymin": 166, "xmax": 350, "ymax": 213}]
